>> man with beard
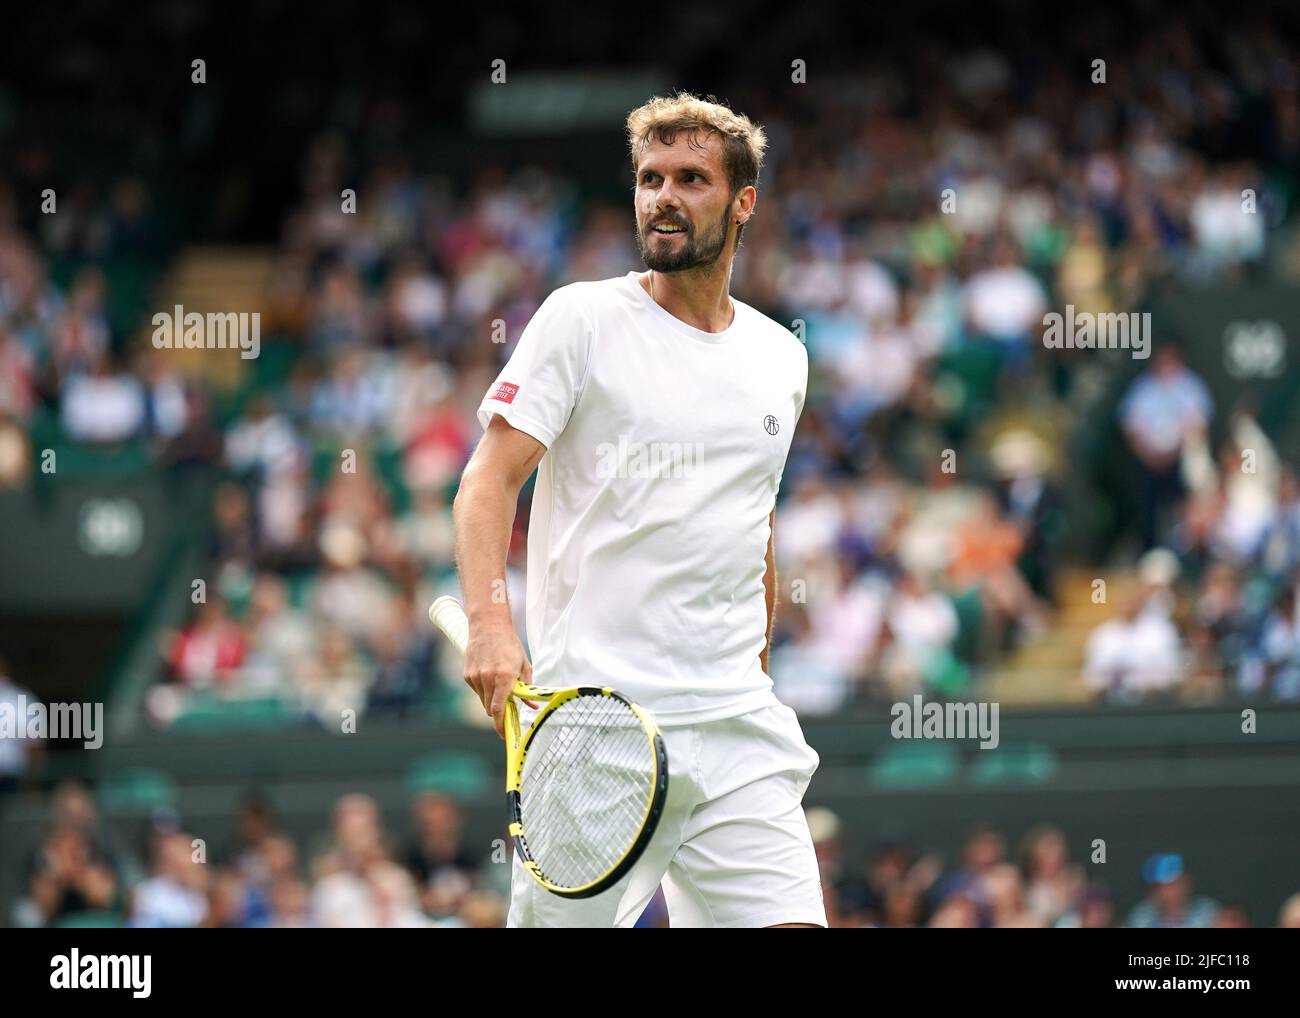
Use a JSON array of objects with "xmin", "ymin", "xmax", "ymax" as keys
[{"xmin": 453, "ymin": 92, "xmax": 822, "ymax": 927}]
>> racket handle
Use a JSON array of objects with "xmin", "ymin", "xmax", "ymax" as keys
[
  {"xmin": 428, "ymin": 595, "xmax": 470, "ymax": 655},
  {"xmin": 429, "ymin": 597, "xmax": 555, "ymax": 701}
]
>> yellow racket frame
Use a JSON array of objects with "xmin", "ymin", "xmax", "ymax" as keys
[
  {"xmin": 505, "ymin": 682, "xmax": 668, "ymax": 897},
  {"xmin": 428, "ymin": 596, "xmax": 668, "ymax": 898}
]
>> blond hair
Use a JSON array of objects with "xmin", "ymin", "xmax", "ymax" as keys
[{"xmin": 626, "ymin": 91, "xmax": 767, "ymax": 247}]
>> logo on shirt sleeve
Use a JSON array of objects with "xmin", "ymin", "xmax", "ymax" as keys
[{"xmin": 491, "ymin": 381, "xmax": 519, "ymax": 404}]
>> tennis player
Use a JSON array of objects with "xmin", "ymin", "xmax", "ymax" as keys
[{"xmin": 454, "ymin": 92, "xmax": 825, "ymax": 928}]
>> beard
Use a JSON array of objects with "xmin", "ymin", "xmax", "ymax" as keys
[{"xmin": 636, "ymin": 204, "xmax": 732, "ymax": 272}]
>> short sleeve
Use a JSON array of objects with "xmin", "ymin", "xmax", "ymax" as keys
[{"xmin": 477, "ymin": 288, "xmax": 593, "ymax": 449}]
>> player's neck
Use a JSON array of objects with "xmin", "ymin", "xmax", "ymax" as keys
[{"xmin": 643, "ymin": 265, "xmax": 736, "ymax": 333}]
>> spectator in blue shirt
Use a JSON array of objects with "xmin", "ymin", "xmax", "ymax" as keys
[
  {"xmin": 1124, "ymin": 853, "xmax": 1220, "ymax": 928},
  {"xmin": 1119, "ymin": 344, "xmax": 1213, "ymax": 549}
]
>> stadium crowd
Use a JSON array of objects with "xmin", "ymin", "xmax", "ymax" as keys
[
  {"xmin": 1, "ymin": 14, "xmax": 1298, "ymax": 732},
  {"xmin": 12, "ymin": 779, "xmax": 1300, "ymax": 929},
  {"xmin": 1084, "ymin": 351, "xmax": 1300, "ymax": 703},
  {"xmin": 4, "ymin": 3, "xmax": 1300, "ymax": 934}
]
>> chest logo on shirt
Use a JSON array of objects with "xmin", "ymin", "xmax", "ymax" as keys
[
  {"xmin": 492, "ymin": 381, "xmax": 519, "ymax": 404},
  {"xmin": 764, "ymin": 414, "xmax": 780, "ymax": 435}
]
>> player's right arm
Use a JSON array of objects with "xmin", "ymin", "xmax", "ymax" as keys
[
  {"xmin": 453, "ymin": 414, "xmax": 547, "ymax": 738},
  {"xmin": 458, "ymin": 286, "xmax": 592, "ymax": 735}
]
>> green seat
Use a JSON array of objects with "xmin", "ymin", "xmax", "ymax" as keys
[
  {"xmin": 869, "ymin": 741, "xmax": 959, "ymax": 789},
  {"xmin": 406, "ymin": 752, "xmax": 491, "ymax": 799},
  {"xmin": 247, "ymin": 339, "xmax": 299, "ymax": 395},
  {"xmin": 373, "ymin": 442, "xmax": 411, "ymax": 514},
  {"xmin": 970, "ymin": 743, "xmax": 1058, "ymax": 785},
  {"xmin": 949, "ymin": 587, "xmax": 984, "ymax": 666},
  {"xmin": 420, "ymin": 682, "xmax": 462, "ymax": 722},
  {"xmin": 284, "ymin": 570, "xmax": 315, "ymax": 610},
  {"xmin": 100, "ymin": 768, "xmax": 177, "ymax": 812},
  {"xmin": 101, "ymin": 258, "xmax": 161, "ymax": 340},
  {"xmin": 935, "ymin": 341, "xmax": 1003, "ymax": 440},
  {"xmin": 170, "ymin": 695, "xmax": 291, "ymax": 731},
  {"xmin": 922, "ymin": 648, "xmax": 971, "ymax": 698}
]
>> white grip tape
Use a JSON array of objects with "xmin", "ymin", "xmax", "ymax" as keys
[{"xmin": 428, "ymin": 595, "xmax": 470, "ymax": 656}]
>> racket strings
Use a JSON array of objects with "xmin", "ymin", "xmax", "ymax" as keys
[
  {"xmin": 518, "ymin": 695, "xmax": 657, "ymax": 889},
  {"xmin": 523, "ymin": 724, "xmax": 617, "ymax": 882},
  {"xmin": 523, "ymin": 707, "xmax": 649, "ymax": 882},
  {"xmin": 529, "ymin": 730, "xmax": 647, "ymax": 879},
  {"xmin": 526, "ymin": 726, "xmax": 630, "ymax": 880}
]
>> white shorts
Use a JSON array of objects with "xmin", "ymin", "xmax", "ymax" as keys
[{"xmin": 506, "ymin": 703, "xmax": 827, "ymax": 928}]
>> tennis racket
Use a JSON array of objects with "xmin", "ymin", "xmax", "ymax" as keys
[{"xmin": 428, "ymin": 595, "xmax": 669, "ymax": 898}]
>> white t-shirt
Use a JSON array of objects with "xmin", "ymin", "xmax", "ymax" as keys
[{"xmin": 477, "ymin": 271, "xmax": 808, "ymax": 726}]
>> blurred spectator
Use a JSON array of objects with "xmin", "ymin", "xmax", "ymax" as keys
[
  {"xmin": 203, "ymin": 868, "xmax": 252, "ymax": 928},
  {"xmin": 405, "ymin": 793, "xmax": 481, "ymax": 918},
  {"xmin": 928, "ymin": 893, "xmax": 982, "ymax": 928},
  {"xmin": 163, "ymin": 598, "xmax": 249, "ymax": 690},
  {"xmin": 0, "ymin": 657, "xmax": 43, "ymax": 792},
  {"xmin": 930, "ymin": 824, "xmax": 1007, "ymax": 913},
  {"xmin": 310, "ymin": 794, "xmax": 428, "ymax": 927},
  {"xmin": 1083, "ymin": 588, "xmax": 1182, "ymax": 702},
  {"xmin": 879, "ymin": 570, "xmax": 960, "ymax": 697},
  {"xmin": 25, "ymin": 827, "xmax": 119, "ymax": 926},
  {"xmin": 15, "ymin": 782, "xmax": 127, "ymax": 926},
  {"xmin": 1119, "ymin": 344, "xmax": 1213, "ymax": 550},
  {"xmin": 1211, "ymin": 902, "xmax": 1252, "ymax": 928},
  {"xmin": 1055, "ymin": 884, "xmax": 1115, "ymax": 929},
  {"xmin": 294, "ymin": 627, "xmax": 369, "ymax": 724},
  {"xmin": 240, "ymin": 833, "xmax": 304, "ymax": 927},
  {"xmin": 1260, "ymin": 468, "xmax": 1300, "ymax": 579},
  {"xmin": 991, "ymin": 429, "xmax": 1065, "ymax": 603},
  {"xmin": 839, "ymin": 833, "xmax": 942, "ymax": 929},
  {"xmin": 129, "ymin": 830, "xmax": 208, "ymax": 928},
  {"xmin": 265, "ymin": 876, "xmax": 313, "ymax": 927},
  {"xmin": 240, "ymin": 573, "xmax": 317, "ymax": 698},
  {"xmin": 222, "ymin": 794, "xmax": 278, "ymax": 882},
  {"xmin": 210, "ymin": 482, "xmax": 259, "ymax": 566},
  {"xmin": 1123, "ymin": 853, "xmax": 1220, "ymax": 929},
  {"xmin": 962, "ymin": 233, "xmax": 1048, "ymax": 374},
  {"xmin": 0, "ymin": 329, "xmax": 37, "ymax": 423},
  {"xmin": 60, "ymin": 355, "xmax": 145, "ymax": 443},
  {"xmin": 0, "ymin": 416, "xmax": 31, "ymax": 488},
  {"xmin": 156, "ymin": 385, "xmax": 224, "ymax": 470},
  {"xmin": 138, "ymin": 347, "xmax": 189, "ymax": 440},
  {"xmin": 366, "ymin": 605, "xmax": 436, "ymax": 717},
  {"xmin": 985, "ymin": 863, "xmax": 1044, "ymax": 927},
  {"xmin": 225, "ymin": 396, "xmax": 304, "ymax": 480},
  {"xmin": 949, "ymin": 489, "xmax": 1050, "ymax": 652},
  {"xmin": 1020, "ymin": 826, "xmax": 1085, "ymax": 926},
  {"xmin": 1237, "ymin": 583, "xmax": 1300, "ymax": 700},
  {"xmin": 48, "ymin": 267, "xmax": 109, "ymax": 381}
]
